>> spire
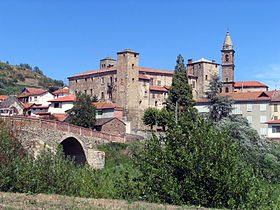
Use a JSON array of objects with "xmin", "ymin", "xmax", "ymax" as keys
[{"xmin": 223, "ymin": 31, "xmax": 233, "ymax": 50}]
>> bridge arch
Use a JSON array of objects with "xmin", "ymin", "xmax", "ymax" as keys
[{"xmin": 60, "ymin": 136, "xmax": 87, "ymax": 165}]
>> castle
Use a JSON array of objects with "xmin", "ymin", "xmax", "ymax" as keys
[{"xmin": 68, "ymin": 32, "xmax": 268, "ymax": 131}]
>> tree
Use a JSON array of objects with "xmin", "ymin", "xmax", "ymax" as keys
[
  {"xmin": 91, "ymin": 95, "xmax": 99, "ymax": 102},
  {"xmin": 33, "ymin": 66, "xmax": 44, "ymax": 75},
  {"xmin": 206, "ymin": 74, "xmax": 233, "ymax": 122},
  {"xmin": 67, "ymin": 93, "xmax": 96, "ymax": 129},
  {"xmin": 166, "ymin": 55, "xmax": 196, "ymax": 121},
  {"xmin": 156, "ymin": 108, "xmax": 169, "ymax": 131},
  {"xmin": 142, "ymin": 107, "xmax": 158, "ymax": 130}
]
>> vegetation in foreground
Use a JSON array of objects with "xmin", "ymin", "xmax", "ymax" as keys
[{"xmin": 1, "ymin": 55, "xmax": 280, "ymax": 209}]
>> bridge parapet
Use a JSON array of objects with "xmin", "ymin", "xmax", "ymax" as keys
[{"xmin": 0, "ymin": 116, "xmax": 126, "ymax": 143}]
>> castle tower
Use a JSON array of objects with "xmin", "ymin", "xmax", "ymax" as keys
[
  {"xmin": 221, "ymin": 32, "xmax": 235, "ymax": 92},
  {"xmin": 99, "ymin": 57, "xmax": 116, "ymax": 69},
  {"xmin": 116, "ymin": 49, "xmax": 140, "ymax": 129}
]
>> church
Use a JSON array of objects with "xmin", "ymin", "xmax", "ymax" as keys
[{"xmin": 68, "ymin": 32, "xmax": 268, "ymax": 131}]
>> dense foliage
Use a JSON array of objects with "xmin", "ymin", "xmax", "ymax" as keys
[
  {"xmin": 206, "ymin": 74, "xmax": 233, "ymax": 122},
  {"xmin": 67, "ymin": 93, "xmax": 96, "ymax": 129}
]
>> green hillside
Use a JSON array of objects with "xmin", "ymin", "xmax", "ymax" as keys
[{"xmin": 0, "ymin": 62, "xmax": 64, "ymax": 95}]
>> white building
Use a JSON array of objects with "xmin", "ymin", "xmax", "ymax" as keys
[{"xmin": 48, "ymin": 95, "xmax": 75, "ymax": 114}]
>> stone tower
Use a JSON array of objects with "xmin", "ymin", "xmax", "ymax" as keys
[
  {"xmin": 116, "ymin": 49, "xmax": 140, "ymax": 130},
  {"xmin": 221, "ymin": 32, "xmax": 235, "ymax": 92}
]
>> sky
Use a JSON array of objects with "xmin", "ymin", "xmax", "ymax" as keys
[{"xmin": 0, "ymin": 0, "xmax": 280, "ymax": 89}]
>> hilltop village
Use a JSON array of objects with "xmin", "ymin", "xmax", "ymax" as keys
[{"xmin": 0, "ymin": 32, "xmax": 279, "ymax": 139}]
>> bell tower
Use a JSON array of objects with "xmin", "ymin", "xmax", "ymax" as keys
[{"xmin": 221, "ymin": 31, "xmax": 235, "ymax": 92}]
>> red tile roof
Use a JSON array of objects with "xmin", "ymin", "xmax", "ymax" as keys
[
  {"xmin": 92, "ymin": 102, "xmax": 123, "ymax": 109},
  {"xmin": 234, "ymin": 81, "xmax": 268, "ymax": 88},
  {"xmin": 34, "ymin": 112, "xmax": 51, "ymax": 115},
  {"xmin": 265, "ymin": 119, "xmax": 280, "ymax": 124},
  {"xmin": 68, "ymin": 67, "xmax": 117, "ymax": 79},
  {"xmin": 52, "ymin": 113, "xmax": 69, "ymax": 122},
  {"xmin": 52, "ymin": 89, "xmax": 70, "ymax": 95},
  {"xmin": 68, "ymin": 66, "xmax": 196, "ymax": 79},
  {"xmin": 23, "ymin": 103, "xmax": 35, "ymax": 109},
  {"xmin": 48, "ymin": 95, "xmax": 76, "ymax": 102},
  {"xmin": 150, "ymin": 86, "xmax": 169, "ymax": 92},
  {"xmin": 139, "ymin": 74, "xmax": 150, "ymax": 80},
  {"xmin": 24, "ymin": 87, "xmax": 47, "ymax": 93},
  {"xmin": 0, "ymin": 95, "xmax": 8, "ymax": 101},
  {"xmin": 197, "ymin": 91, "xmax": 275, "ymax": 103}
]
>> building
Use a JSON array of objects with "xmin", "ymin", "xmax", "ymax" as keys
[
  {"xmin": 17, "ymin": 88, "xmax": 54, "ymax": 106},
  {"xmin": 48, "ymin": 95, "xmax": 76, "ymax": 114},
  {"xmin": 265, "ymin": 119, "xmax": 280, "ymax": 140},
  {"xmin": 68, "ymin": 32, "xmax": 269, "ymax": 131},
  {"xmin": 196, "ymin": 91, "xmax": 280, "ymax": 136},
  {"xmin": 94, "ymin": 118, "xmax": 126, "ymax": 135},
  {"xmin": 52, "ymin": 87, "xmax": 70, "ymax": 98},
  {"xmin": 68, "ymin": 49, "xmax": 219, "ymax": 130},
  {"xmin": 93, "ymin": 102, "xmax": 124, "ymax": 119},
  {"xmin": 0, "ymin": 95, "xmax": 8, "ymax": 102}
]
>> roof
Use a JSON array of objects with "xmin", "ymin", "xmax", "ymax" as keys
[
  {"xmin": 23, "ymin": 103, "xmax": 35, "ymax": 109},
  {"xmin": 150, "ymin": 86, "xmax": 169, "ymax": 92},
  {"xmin": 0, "ymin": 95, "xmax": 8, "ymax": 101},
  {"xmin": 95, "ymin": 117, "xmax": 125, "ymax": 126},
  {"xmin": 197, "ymin": 91, "xmax": 275, "ymax": 103},
  {"xmin": 30, "ymin": 105, "xmax": 50, "ymax": 109},
  {"xmin": 52, "ymin": 88, "xmax": 70, "ymax": 95},
  {"xmin": 93, "ymin": 102, "xmax": 123, "ymax": 110},
  {"xmin": 265, "ymin": 119, "xmax": 280, "ymax": 124},
  {"xmin": 34, "ymin": 112, "xmax": 51, "ymax": 115},
  {"xmin": 139, "ymin": 74, "xmax": 150, "ymax": 80},
  {"xmin": 234, "ymin": 81, "xmax": 268, "ymax": 88},
  {"xmin": 17, "ymin": 88, "xmax": 49, "ymax": 98},
  {"xmin": 139, "ymin": 67, "xmax": 174, "ymax": 75},
  {"xmin": 67, "ymin": 67, "xmax": 117, "ymax": 79},
  {"xmin": 52, "ymin": 113, "xmax": 69, "ymax": 122},
  {"xmin": 24, "ymin": 87, "xmax": 47, "ymax": 93},
  {"xmin": 48, "ymin": 95, "xmax": 76, "ymax": 102},
  {"xmin": 191, "ymin": 58, "xmax": 218, "ymax": 65},
  {"xmin": 0, "ymin": 96, "xmax": 25, "ymax": 109},
  {"xmin": 223, "ymin": 31, "xmax": 233, "ymax": 50}
]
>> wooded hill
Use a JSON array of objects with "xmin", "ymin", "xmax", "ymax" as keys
[{"xmin": 0, "ymin": 62, "xmax": 64, "ymax": 95}]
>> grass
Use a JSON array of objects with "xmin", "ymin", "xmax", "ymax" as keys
[{"xmin": 0, "ymin": 192, "xmax": 221, "ymax": 210}]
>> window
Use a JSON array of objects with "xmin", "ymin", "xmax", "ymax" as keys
[
  {"xmin": 260, "ymin": 104, "xmax": 266, "ymax": 111},
  {"xmin": 225, "ymin": 87, "xmax": 229, "ymax": 93},
  {"xmin": 54, "ymin": 103, "xmax": 60, "ymax": 108},
  {"xmin": 274, "ymin": 116, "xmax": 278, "ymax": 120},
  {"xmin": 226, "ymin": 77, "xmax": 229, "ymax": 82},
  {"xmin": 260, "ymin": 128, "xmax": 267, "ymax": 135},
  {"xmin": 225, "ymin": 54, "xmax": 229, "ymax": 62},
  {"xmin": 152, "ymin": 93, "xmax": 155, "ymax": 98},
  {"xmin": 34, "ymin": 96, "xmax": 38, "ymax": 102},
  {"xmin": 85, "ymin": 78, "xmax": 87, "ymax": 82},
  {"xmin": 192, "ymin": 81, "xmax": 195, "ymax": 88},
  {"xmin": 90, "ymin": 89, "xmax": 93, "ymax": 95},
  {"xmin": 274, "ymin": 104, "xmax": 278, "ymax": 112},
  {"xmin": 247, "ymin": 104, "xmax": 252, "ymax": 112},
  {"xmin": 232, "ymin": 104, "xmax": 241, "ymax": 115},
  {"xmin": 150, "ymin": 78, "xmax": 154, "ymax": 85},
  {"xmin": 272, "ymin": 126, "xmax": 280, "ymax": 133},
  {"xmin": 205, "ymin": 75, "xmax": 208, "ymax": 80},
  {"xmin": 84, "ymin": 90, "xmax": 87, "ymax": 94},
  {"xmin": 157, "ymin": 80, "xmax": 161, "ymax": 86},
  {"xmin": 134, "ymin": 54, "xmax": 137, "ymax": 57},
  {"xmin": 260, "ymin": 115, "xmax": 267, "ymax": 123},
  {"xmin": 132, "ymin": 78, "xmax": 134, "ymax": 82},
  {"xmin": 155, "ymin": 101, "xmax": 158, "ymax": 106},
  {"xmin": 101, "ymin": 77, "xmax": 105, "ymax": 84},
  {"xmin": 96, "ymin": 110, "xmax": 103, "ymax": 115},
  {"xmin": 132, "ymin": 64, "xmax": 134, "ymax": 69},
  {"xmin": 246, "ymin": 116, "xmax": 252, "ymax": 124},
  {"xmin": 75, "ymin": 80, "xmax": 77, "ymax": 83},
  {"xmin": 144, "ymin": 91, "xmax": 147, "ymax": 97},
  {"xmin": 91, "ymin": 77, "xmax": 93, "ymax": 81},
  {"xmin": 115, "ymin": 78, "xmax": 117, "ymax": 82},
  {"xmin": 101, "ymin": 92, "xmax": 104, "ymax": 99}
]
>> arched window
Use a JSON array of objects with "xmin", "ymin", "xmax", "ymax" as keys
[
  {"xmin": 225, "ymin": 87, "xmax": 229, "ymax": 93},
  {"xmin": 225, "ymin": 54, "xmax": 229, "ymax": 62}
]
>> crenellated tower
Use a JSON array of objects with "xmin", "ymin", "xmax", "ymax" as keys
[{"xmin": 221, "ymin": 31, "xmax": 235, "ymax": 92}]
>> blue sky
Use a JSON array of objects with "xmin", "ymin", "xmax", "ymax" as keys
[{"xmin": 0, "ymin": 0, "xmax": 280, "ymax": 89}]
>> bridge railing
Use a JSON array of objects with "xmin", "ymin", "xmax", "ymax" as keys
[{"xmin": 0, "ymin": 116, "xmax": 126, "ymax": 143}]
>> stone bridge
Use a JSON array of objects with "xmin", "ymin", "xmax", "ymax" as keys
[{"xmin": 1, "ymin": 116, "xmax": 127, "ymax": 168}]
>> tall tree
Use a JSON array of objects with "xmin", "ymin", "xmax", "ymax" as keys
[
  {"xmin": 166, "ymin": 55, "xmax": 196, "ymax": 118},
  {"xmin": 67, "ymin": 93, "xmax": 96, "ymax": 129},
  {"xmin": 142, "ymin": 107, "xmax": 158, "ymax": 130},
  {"xmin": 206, "ymin": 74, "xmax": 233, "ymax": 122}
]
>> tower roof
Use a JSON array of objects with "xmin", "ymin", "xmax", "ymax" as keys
[{"xmin": 223, "ymin": 32, "xmax": 233, "ymax": 50}]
